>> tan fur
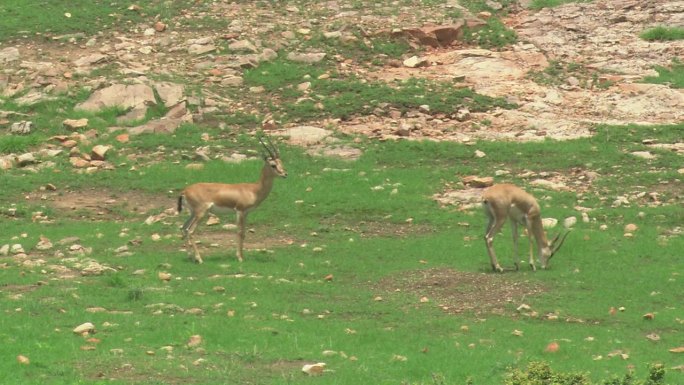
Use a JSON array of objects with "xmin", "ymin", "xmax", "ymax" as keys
[
  {"xmin": 482, "ymin": 184, "xmax": 557, "ymax": 272},
  {"xmin": 179, "ymin": 154, "xmax": 286, "ymax": 263}
]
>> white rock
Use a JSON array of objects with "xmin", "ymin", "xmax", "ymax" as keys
[
  {"xmin": 563, "ymin": 216, "xmax": 577, "ymax": 228},
  {"xmin": 403, "ymin": 55, "xmax": 428, "ymax": 68},
  {"xmin": 631, "ymin": 151, "xmax": 656, "ymax": 160},
  {"xmin": 17, "ymin": 153, "xmax": 36, "ymax": 167},
  {"xmin": 63, "ymin": 118, "xmax": 89, "ymax": 131},
  {"xmin": 0, "ymin": 156, "xmax": 15, "ymax": 170},
  {"xmin": 91, "ymin": 145, "xmax": 111, "ymax": 161},
  {"xmin": 530, "ymin": 179, "xmax": 567, "ymax": 191},
  {"xmin": 286, "ymin": 52, "xmax": 326, "ymax": 64},
  {"xmin": 0, "ymin": 47, "xmax": 20, "ymax": 63},
  {"xmin": 285, "ymin": 126, "xmax": 331, "ymax": 145},
  {"xmin": 302, "ymin": 362, "xmax": 326, "ymax": 376},
  {"xmin": 73, "ymin": 322, "xmax": 95, "ymax": 334},
  {"xmin": 542, "ymin": 218, "xmax": 558, "ymax": 229},
  {"xmin": 10, "ymin": 121, "xmax": 33, "ymax": 135},
  {"xmin": 11, "ymin": 244, "xmax": 25, "ymax": 254},
  {"xmin": 0, "ymin": 244, "xmax": 9, "ymax": 256}
]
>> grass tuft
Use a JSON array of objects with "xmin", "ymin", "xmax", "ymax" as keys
[{"xmin": 640, "ymin": 26, "xmax": 684, "ymax": 41}]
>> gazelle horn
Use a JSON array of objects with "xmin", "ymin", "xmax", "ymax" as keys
[
  {"xmin": 549, "ymin": 230, "xmax": 571, "ymax": 258},
  {"xmin": 258, "ymin": 136, "xmax": 277, "ymax": 159}
]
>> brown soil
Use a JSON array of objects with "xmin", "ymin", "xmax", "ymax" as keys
[
  {"xmin": 27, "ymin": 188, "xmax": 173, "ymax": 220},
  {"xmin": 375, "ymin": 267, "xmax": 544, "ymax": 316}
]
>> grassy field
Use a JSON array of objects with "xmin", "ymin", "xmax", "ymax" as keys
[
  {"xmin": 0, "ymin": 121, "xmax": 682, "ymax": 384},
  {"xmin": 1, "ymin": 1, "xmax": 683, "ymax": 384}
]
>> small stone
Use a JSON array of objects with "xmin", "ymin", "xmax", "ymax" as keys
[
  {"xmin": 73, "ymin": 322, "xmax": 96, "ymax": 335},
  {"xmin": 17, "ymin": 355, "xmax": 30, "ymax": 365},
  {"xmin": 35, "ymin": 236, "xmax": 53, "ymax": 250},
  {"xmin": 187, "ymin": 334, "xmax": 202, "ymax": 348},
  {"xmin": 542, "ymin": 218, "xmax": 558, "ymax": 229},
  {"xmin": 91, "ymin": 145, "xmax": 110, "ymax": 161},
  {"xmin": 63, "ymin": 118, "xmax": 89, "ymax": 131},
  {"xmin": 462, "ymin": 175, "xmax": 493, "ymax": 188},
  {"xmin": 563, "ymin": 216, "xmax": 577, "ymax": 228},
  {"xmin": 17, "ymin": 153, "xmax": 36, "ymax": 167},
  {"xmin": 286, "ymin": 52, "xmax": 326, "ymax": 64},
  {"xmin": 403, "ymin": 55, "xmax": 428, "ymax": 68},
  {"xmin": 631, "ymin": 151, "xmax": 656, "ymax": 160},
  {"xmin": 154, "ymin": 21, "xmax": 167, "ymax": 32},
  {"xmin": 624, "ymin": 223, "xmax": 638, "ymax": 232},
  {"xmin": 11, "ymin": 244, "xmax": 25, "ymax": 254},
  {"xmin": 10, "ymin": 121, "xmax": 32, "ymax": 135},
  {"xmin": 455, "ymin": 108, "xmax": 470, "ymax": 122},
  {"xmin": 302, "ymin": 363, "xmax": 326, "ymax": 376},
  {"xmin": 70, "ymin": 157, "xmax": 90, "ymax": 168}
]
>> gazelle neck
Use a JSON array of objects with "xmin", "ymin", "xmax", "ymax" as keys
[
  {"xmin": 255, "ymin": 162, "xmax": 276, "ymax": 203},
  {"xmin": 528, "ymin": 214, "xmax": 549, "ymax": 246}
]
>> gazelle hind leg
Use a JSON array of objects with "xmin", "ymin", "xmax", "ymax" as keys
[
  {"xmin": 183, "ymin": 207, "xmax": 207, "ymax": 264},
  {"xmin": 525, "ymin": 226, "xmax": 536, "ymax": 271},
  {"xmin": 511, "ymin": 221, "xmax": 520, "ymax": 271},
  {"xmin": 484, "ymin": 206, "xmax": 506, "ymax": 273}
]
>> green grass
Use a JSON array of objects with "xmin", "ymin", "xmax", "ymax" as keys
[
  {"xmin": 527, "ymin": 60, "xmax": 620, "ymax": 89},
  {"xmin": 640, "ymin": 26, "xmax": 684, "ymax": 41},
  {"xmin": 464, "ymin": 17, "xmax": 518, "ymax": 49},
  {"xmin": 0, "ymin": 122, "xmax": 682, "ymax": 384},
  {"xmin": 529, "ymin": 0, "xmax": 592, "ymax": 9},
  {"xmin": 0, "ymin": 1, "xmax": 683, "ymax": 384},
  {"xmin": 0, "ymin": 0, "xmax": 193, "ymax": 42},
  {"xmin": 643, "ymin": 60, "xmax": 684, "ymax": 89},
  {"xmin": 242, "ymin": 59, "xmax": 514, "ymax": 122}
]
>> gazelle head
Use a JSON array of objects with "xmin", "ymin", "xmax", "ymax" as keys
[
  {"xmin": 540, "ymin": 230, "xmax": 571, "ymax": 268},
  {"xmin": 259, "ymin": 135, "xmax": 287, "ymax": 178}
]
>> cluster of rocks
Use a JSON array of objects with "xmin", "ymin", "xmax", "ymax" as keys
[
  {"xmin": 0, "ymin": 0, "xmax": 681, "ymax": 178},
  {"xmin": 1, "ymin": 235, "xmax": 114, "ymax": 276}
]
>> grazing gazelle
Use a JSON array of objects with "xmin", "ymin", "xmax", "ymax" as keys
[
  {"xmin": 482, "ymin": 183, "xmax": 570, "ymax": 272},
  {"xmin": 177, "ymin": 136, "xmax": 287, "ymax": 263}
]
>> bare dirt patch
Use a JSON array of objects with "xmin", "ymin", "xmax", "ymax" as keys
[
  {"xmin": 376, "ymin": 267, "xmax": 544, "ymax": 316},
  {"xmin": 318, "ymin": 217, "xmax": 435, "ymax": 239},
  {"xmin": 183, "ymin": 226, "xmax": 299, "ymax": 253},
  {"xmin": 27, "ymin": 188, "xmax": 173, "ymax": 220}
]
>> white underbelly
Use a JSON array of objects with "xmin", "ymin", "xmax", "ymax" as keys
[
  {"xmin": 208, "ymin": 203, "xmax": 238, "ymax": 215},
  {"xmin": 508, "ymin": 205, "xmax": 527, "ymax": 224}
]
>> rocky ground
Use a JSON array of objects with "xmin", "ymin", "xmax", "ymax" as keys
[{"xmin": 0, "ymin": 0, "xmax": 682, "ymax": 164}]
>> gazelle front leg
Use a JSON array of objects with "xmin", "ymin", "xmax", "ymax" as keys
[
  {"xmin": 235, "ymin": 210, "xmax": 247, "ymax": 262},
  {"xmin": 510, "ymin": 221, "xmax": 520, "ymax": 271},
  {"xmin": 523, "ymin": 224, "xmax": 536, "ymax": 271},
  {"xmin": 528, "ymin": 230, "xmax": 536, "ymax": 271}
]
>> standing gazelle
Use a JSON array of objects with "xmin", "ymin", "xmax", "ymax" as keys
[
  {"xmin": 177, "ymin": 136, "xmax": 287, "ymax": 263},
  {"xmin": 482, "ymin": 184, "xmax": 570, "ymax": 272}
]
